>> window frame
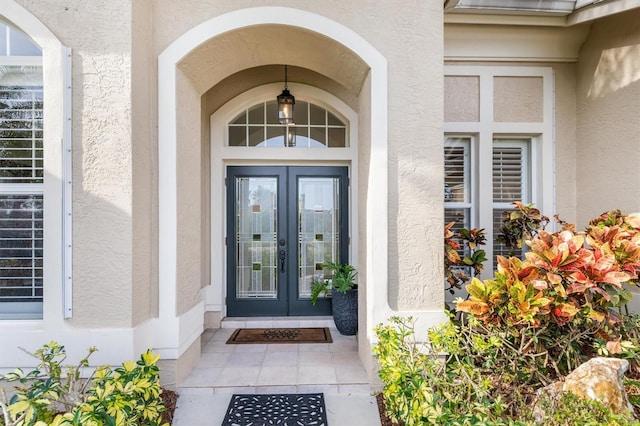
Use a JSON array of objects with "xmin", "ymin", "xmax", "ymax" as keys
[
  {"xmin": 0, "ymin": 23, "xmax": 44, "ymax": 319},
  {"xmin": 444, "ymin": 65, "xmax": 555, "ymax": 278},
  {"xmin": 0, "ymin": 15, "xmax": 71, "ymax": 322},
  {"xmin": 226, "ymin": 99, "xmax": 349, "ymax": 149}
]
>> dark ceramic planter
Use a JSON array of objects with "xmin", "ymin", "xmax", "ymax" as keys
[{"xmin": 332, "ymin": 288, "xmax": 358, "ymax": 336}]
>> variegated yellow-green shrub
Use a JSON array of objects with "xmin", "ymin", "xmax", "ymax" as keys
[
  {"xmin": 374, "ymin": 316, "xmax": 638, "ymax": 425},
  {"xmin": 0, "ymin": 342, "xmax": 168, "ymax": 426}
]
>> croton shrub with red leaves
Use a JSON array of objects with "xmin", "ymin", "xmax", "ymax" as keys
[{"xmin": 456, "ymin": 207, "xmax": 640, "ymax": 373}]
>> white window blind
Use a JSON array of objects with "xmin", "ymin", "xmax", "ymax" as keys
[
  {"xmin": 492, "ymin": 139, "xmax": 530, "ymax": 265},
  {"xmin": 0, "ymin": 22, "xmax": 44, "ymax": 319},
  {"xmin": 444, "ymin": 137, "xmax": 471, "ymax": 229},
  {"xmin": 445, "ymin": 137, "xmax": 473, "ymax": 271}
]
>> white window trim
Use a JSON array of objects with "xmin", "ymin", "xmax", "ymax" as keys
[
  {"xmin": 0, "ymin": 2, "xmax": 67, "ymax": 327},
  {"xmin": 444, "ymin": 65, "xmax": 555, "ymax": 277},
  {"xmin": 445, "ymin": 135, "xmax": 477, "ymax": 228},
  {"xmin": 0, "ymin": 29, "xmax": 44, "ymax": 318}
]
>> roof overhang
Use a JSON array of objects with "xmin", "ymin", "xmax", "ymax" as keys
[{"xmin": 444, "ymin": 0, "xmax": 578, "ymax": 16}]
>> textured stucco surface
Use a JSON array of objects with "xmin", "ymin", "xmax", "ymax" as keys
[
  {"xmin": 445, "ymin": 76, "xmax": 479, "ymax": 122},
  {"xmin": 131, "ymin": 0, "xmax": 156, "ymax": 325},
  {"xmin": 16, "ymin": 0, "xmax": 135, "ymax": 327},
  {"xmin": 494, "ymin": 76, "xmax": 543, "ymax": 122},
  {"xmin": 11, "ymin": 1, "xmax": 444, "ymax": 329},
  {"xmin": 176, "ymin": 69, "xmax": 204, "ymax": 316},
  {"xmin": 553, "ymin": 63, "xmax": 578, "ymax": 225},
  {"xmin": 383, "ymin": 1, "xmax": 444, "ymax": 311},
  {"xmin": 576, "ymin": 9, "xmax": 640, "ymax": 226},
  {"xmin": 164, "ymin": 0, "xmax": 445, "ymax": 314}
]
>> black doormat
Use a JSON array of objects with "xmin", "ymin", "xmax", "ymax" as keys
[
  {"xmin": 226, "ymin": 328, "xmax": 333, "ymax": 344},
  {"xmin": 222, "ymin": 393, "xmax": 328, "ymax": 426}
]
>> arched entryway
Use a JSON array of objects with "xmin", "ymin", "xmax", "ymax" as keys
[{"xmin": 157, "ymin": 7, "xmax": 390, "ymax": 378}]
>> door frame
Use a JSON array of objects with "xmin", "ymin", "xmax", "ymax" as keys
[
  {"xmin": 225, "ymin": 166, "xmax": 349, "ymax": 317},
  {"xmin": 207, "ymin": 84, "xmax": 359, "ymax": 319}
]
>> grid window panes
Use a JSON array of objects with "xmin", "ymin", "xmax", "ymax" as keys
[
  {"xmin": 492, "ymin": 139, "xmax": 531, "ymax": 268},
  {"xmin": 444, "ymin": 135, "xmax": 534, "ymax": 274},
  {"xmin": 444, "ymin": 137, "xmax": 473, "ymax": 281},
  {"xmin": 0, "ymin": 22, "xmax": 44, "ymax": 318},
  {"xmin": 228, "ymin": 100, "xmax": 347, "ymax": 148}
]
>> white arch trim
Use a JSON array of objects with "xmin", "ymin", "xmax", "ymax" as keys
[{"xmin": 158, "ymin": 6, "xmax": 394, "ymax": 357}]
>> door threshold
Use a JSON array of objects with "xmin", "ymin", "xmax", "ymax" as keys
[{"xmin": 220, "ymin": 316, "xmax": 335, "ymax": 329}]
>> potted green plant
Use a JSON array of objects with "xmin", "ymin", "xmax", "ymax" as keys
[{"xmin": 311, "ymin": 261, "xmax": 358, "ymax": 335}]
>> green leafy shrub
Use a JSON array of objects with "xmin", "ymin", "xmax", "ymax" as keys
[
  {"xmin": 531, "ymin": 392, "xmax": 636, "ymax": 426},
  {"xmin": 374, "ymin": 317, "xmax": 520, "ymax": 426},
  {"xmin": 444, "ymin": 222, "xmax": 487, "ymax": 296},
  {"xmin": 310, "ymin": 261, "xmax": 357, "ymax": 305},
  {"xmin": 0, "ymin": 342, "xmax": 168, "ymax": 426},
  {"xmin": 496, "ymin": 202, "xmax": 549, "ymax": 256},
  {"xmin": 374, "ymin": 316, "xmax": 639, "ymax": 425}
]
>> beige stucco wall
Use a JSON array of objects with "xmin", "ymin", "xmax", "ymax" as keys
[
  {"xmin": 16, "ymin": 0, "xmax": 136, "ymax": 327},
  {"xmin": 12, "ymin": 0, "xmax": 446, "ymax": 330},
  {"xmin": 131, "ymin": 0, "xmax": 156, "ymax": 325},
  {"xmin": 158, "ymin": 1, "xmax": 446, "ymax": 316},
  {"xmin": 494, "ymin": 76, "xmax": 543, "ymax": 122},
  {"xmin": 445, "ymin": 76, "xmax": 479, "ymax": 122},
  {"xmin": 553, "ymin": 62, "xmax": 578, "ymax": 224},
  {"xmin": 176, "ymin": 69, "xmax": 204, "ymax": 315},
  {"xmin": 576, "ymin": 8, "xmax": 640, "ymax": 226},
  {"xmin": 384, "ymin": 1, "xmax": 444, "ymax": 311}
]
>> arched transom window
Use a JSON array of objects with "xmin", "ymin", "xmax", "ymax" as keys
[{"xmin": 228, "ymin": 100, "xmax": 347, "ymax": 148}]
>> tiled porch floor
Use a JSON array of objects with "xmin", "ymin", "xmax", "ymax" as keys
[
  {"xmin": 180, "ymin": 317, "xmax": 371, "ymax": 394},
  {"xmin": 173, "ymin": 317, "xmax": 381, "ymax": 425}
]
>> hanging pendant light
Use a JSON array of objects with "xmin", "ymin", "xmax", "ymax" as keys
[{"xmin": 277, "ymin": 65, "xmax": 295, "ymax": 125}]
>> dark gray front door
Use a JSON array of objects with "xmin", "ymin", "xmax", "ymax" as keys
[{"xmin": 226, "ymin": 166, "xmax": 349, "ymax": 317}]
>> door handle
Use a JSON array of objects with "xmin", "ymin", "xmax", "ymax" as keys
[{"xmin": 279, "ymin": 250, "xmax": 286, "ymax": 273}]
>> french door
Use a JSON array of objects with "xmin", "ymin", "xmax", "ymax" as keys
[{"xmin": 226, "ymin": 166, "xmax": 349, "ymax": 316}]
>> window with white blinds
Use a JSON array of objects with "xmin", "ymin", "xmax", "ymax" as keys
[
  {"xmin": 0, "ymin": 22, "xmax": 44, "ymax": 319},
  {"xmin": 443, "ymin": 135, "xmax": 533, "ymax": 273},
  {"xmin": 492, "ymin": 139, "xmax": 531, "ymax": 267},
  {"xmin": 444, "ymin": 137, "xmax": 473, "ymax": 275},
  {"xmin": 444, "ymin": 65, "xmax": 553, "ymax": 280},
  {"xmin": 444, "ymin": 137, "xmax": 471, "ymax": 230}
]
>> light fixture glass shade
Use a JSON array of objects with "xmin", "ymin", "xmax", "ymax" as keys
[
  {"xmin": 286, "ymin": 125, "xmax": 296, "ymax": 147},
  {"xmin": 277, "ymin": 89, "xmax": 295, "ymax": 124}
]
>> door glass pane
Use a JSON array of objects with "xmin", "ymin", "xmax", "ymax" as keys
[
  {"xmin": 298, "ymin": 177, "xmax": 340, "ymax": 298},
  {"xmin": 235, "ymin": 177, "xmax": 278, "ymax": 299}
]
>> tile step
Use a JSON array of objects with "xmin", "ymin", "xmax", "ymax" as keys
[
  {"xmin": 220, "ymin": 316, "xmax": 336, "ymax": 329},
  {"xmin": 178, "ymin": 383, "xmax": 374, "ymax": 395}
]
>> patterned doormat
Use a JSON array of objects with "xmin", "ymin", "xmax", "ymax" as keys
[
  {"xmin": 222, "ymin": 393, "xmax": 328, "ymax": 426},
  {"xmin": 226, "ymin": 327, "xmax": 333, "ymax": 344}
]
